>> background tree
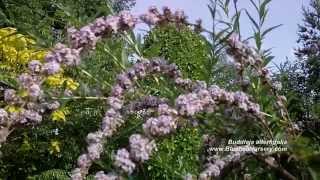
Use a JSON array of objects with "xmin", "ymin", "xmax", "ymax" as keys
[{"xmin": 294, "ymin": 0, "xmax": 320, "ymax": 119}]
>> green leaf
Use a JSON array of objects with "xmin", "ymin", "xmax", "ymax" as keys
[
  {"xmin": 262, "ymin": 24, "xmax": 283, "ymax": 37},
  {"xmin": 260, "ymin": 0, "xmax": 272, "ymax": 19},
  {"xmin": 254, "ymin": 31, "xmax": 262, "ymax": 50},
  {"xmin": 249, "ymin": 0, "xmax": 259, "ymax": 13},
  {"xmin": 245, "ymin": 10, "xmax": 259, "ymax": 30},
  {"xmin": 260, "ymin": 8, "xmax": 269, "ymax": 26},
  {"xmin": 232, "ymin": 11, "xmax": 242, "ymax": 33}
]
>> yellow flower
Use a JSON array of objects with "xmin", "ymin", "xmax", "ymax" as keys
[
  {"xmin": 7, "ymin": 34, "xmax": 28, "ymax": 50},
  {"xmin": 18, "ymin": 50, "xmax": 31, "ymax": 64},
  {"xmin": 18, "ymin": 89, "xmax": 29, "ymax": 98},
  {"xmin": 51, "ymin": 108, "xmax": 70, "ymax": 122},
  {"xmin": 31, "ymin": 50, "xmax": 47, "ymax": 60},
  {"xmin": 0, "ymin": 27, "xmax": 16, "ymax": 38},
  {"xmin": 2, "ymin": 46, "xmax": 17, "ymax": 61},
  {"xmin": 49, "ymin": 140, "xmax": 61, "ymax": 155},
  {"xmin": 46, "ymin": 74, "xmax": 64, "ymax": 87},
  {"xmin": 0, "ymin": 28, "xmax": 47, "ymax": 71},
  {"xmin": 46, "ymin": 74, "xmax": 79, "ymax": 91},
  {"xmin": 5, "ymin": 105, "xmax": 22, "ymax": 113},
  {"xmin": 65, "ymin": 78, "xmax": 79, "ymax": 91}
]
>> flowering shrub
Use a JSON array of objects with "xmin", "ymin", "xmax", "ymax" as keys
[{"xmin": 0, "ymin": 2, "xmax": 319, "ymax": 180}]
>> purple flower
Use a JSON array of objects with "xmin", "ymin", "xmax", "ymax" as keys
[
  {"xmin": 119, "ymin": 11, "xmax": 137, "ymax": 29},
  {"xmin": 18, "ymin": 73, "xmax": 34, "ymax": 88},
  {"xmin": 0, "ymin": 109, "xmax": 8, "ymax": 125},
  {"xmin": 71, "ymin": 168, "xmax": 82, "ymax": 180},
  {"xmin": 106, "ymin": 16, "xmax": 121, "ymax": 32},
  {"xmin": 86, "ymin": 131, "xmax": 104, "ymax": 144},
  {"xmin": 87, "ymin": 142, "xmax": 103, "ymax": 160},
  {"xmin": 45, "ymin": 43, "xmax": 81, "ymax": 66},
  {"xmin": 77, "ymin": 154, "xmax": 91, "ymax": 169},
  {"xmin": 133, "ymin": 62, "xmax": 147, "ymax": 77},
  {"xmin": 117, "ymin": 74, "xmax": 132, "ymax": 89},
  {"xmin": 174, "ymin": 9, "xmax": 187, "ymax": 22},
  {"xmin": 108, "ymin": 97, "xmax": 123, "ymax": 110},
  {"xmin": 233, "ymin": 91, "xmax": 249, "ymax": 111},
  {"xmin": 175, "ymin": 93, "xmax": 203, "ymax": 116},
  {"xmin": 4, "ymin": 89, "xmax": 18, "ymax": 103},
  {"xmin": 42, "ymin": 61, "xmax": 61, "ymax": 75},
  {"xmin": 157, "ymin": 104, "xmax": 177, "ymax": 115},
  {"xmin": 28, "ymin": 84, "xmax": 42, "ymax": 98},
  {"xmin": 140, "ymin": 7, "xmax": 160, "ymax": 25},
  {"xmin": 94, "ymin": 171, "xmax": 119, "ymax": 180},
  {"xmin": 46, "ymin": 101, "xmax": 60, "ymax": 110},
  {"xmin": 129, "ymin": 134, "xmax": 156, "ymax": 162},
  {"xmin": 111, "ymin": 85, "xmax": 124, "ymax": 97},
  {"xmin": 28, "ymin": 60, "xmax": 42, "ymax": 73},
  {"xmin": 23, "ymin": 110, "xmax": 42, "ymax": 123},
  {"xmin": 200, "ymin": 164, "xmax": 220, "ymax": 179},
  {"xmin": 114, "ymin": 148, "xmax": 136, "ymax": 174},
  {"xmin": 143, "ymin": 115, "xmax": 177, "ymax": 136}
]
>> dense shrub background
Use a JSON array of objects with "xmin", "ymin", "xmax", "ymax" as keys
[
  {"xmin": 0, "ymin": 0, "xmax": 319, "ymax": 179},
  {"xmin": 143, "ymin": 24, "xmax": 211, "ymax": 81}
]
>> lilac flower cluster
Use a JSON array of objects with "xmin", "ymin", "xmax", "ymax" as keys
[
  {"xmin": 94, "ymin": 171, "xmax": 121, "ymax": 180},
  {"xmin": 72, "ymin": 58, "xmax": 188, "ymax": 179},
  {"xmin": 111, "ymin": 134, "xmax": 156, "ymax": 174},
  {"xmin": 114, "ymin": 148, "xmax": 136, "ymax": 174},
  {"xmin": 1, "ymin": 7, "xmax": 195, "ymax": 146},
  {"xmin": 0, "ymin": 9, "xmax": 141, "ymax": 145},
  {"xmin": 226, "ymin": 33, "xmax": 263, "ymax": 71},
  {"xmin": 18, "ymin": 73, "xmax": 41, "ymax": 97},
  {"xmin": 143, "ymin": 103, "xmax": 178, "ymax": 136},
  {"xmin": 140, "ymin": 6, "xmax": 187, "ymax": 26},
  {"xmin": 0, "ymin": 109, "xmax": 8, "ymax": 126},
  {"xmin": 0, "ymin": 66, "xmax": 60, "ymax": 143},
  {"xmin": 143, "ymin": 115, "xmax": 177, "ymax": 136},
  {"xmin": 70, "ymin": 55, "xmax": 268, "ymax": 179},
  {"xmin": 124, "ymin": 96, "xmax": 168, "ymax": 114},
  {"xmin": 0, "ymin": 7, "xmax": 278, "ymax": 179},
  {"xmin": 68, "ymin": 11, "xmax": 137, "ymax": 50},
  {"xmin": 44, "ymin": 43, "xmax": 81, "ymax": 69},
  {"xmin": 175, "ymin": 84, "xmax": 263, "ymax": 119},
  {"xmin": 129, "ymin": 134, "xmax": 156, "ymax": 162},
  {"xmin": 226, "ymin": 34, "xmax": 293, "ymax": 132}
]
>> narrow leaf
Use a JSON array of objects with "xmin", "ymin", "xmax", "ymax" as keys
[
  {"xmin": 245, "ymin": 10, "xmax": 259, "ymax": 30},
  {"xmin": 262, "ymin": 24, "xmax": 282, "ymax": 37},
  {"xmin": 260, "ymin": 0, "xmax": 272, "ymax": 19},
  {"xmin": 249, "ymin": 0, "xmax": 259, "ymax": 13}
]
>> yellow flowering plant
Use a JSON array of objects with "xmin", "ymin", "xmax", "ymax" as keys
[
  {"xmin": 49, "ymin": 140, "xmax": 61, "ymax": 155},
  {"xmin": 0, "ymin": 28, "xmax": 78, "ymax": 161},
  {"xmin": 45, "ymin": 73, "xmax": 79, "ymax": 91},
  {"xmin": 0, "ymin": 27, "xmax": 78, "ymax": 92},
  {"xmin": 0, "ymin": 27, "xmax": 46, "ymax": 72},
  {"xmin": 51, "ymin": 107, "xmax": 70, "ymax": 122}
]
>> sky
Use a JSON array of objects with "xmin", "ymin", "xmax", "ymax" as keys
[{"xmin": 132, "ymin": 0, "xmax": 309, "ymax": 66}]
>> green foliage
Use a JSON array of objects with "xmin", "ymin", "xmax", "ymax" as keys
[
  {"xmin": 0, "ymin": 0, "xmax": 319, "ymax": 179},
  {"xmin": 0, "ymin": 99, "xmax": 105, "ymax": 178},
  {"xmin": 144, "ymin": 128, "xmax": 202, "ymax": 180},
  {"xmin": 139, "ymin": 24, "xmax": 211, "ymax": 180},
  {"xmin": 27, "ymin": 169, "xmax": 69, "ymax": 180},
  {"xmin": 143, "ymin": 24, "xmax": 211, "ymax": 81},
  {"xmin": 293, "ymin": 0, "xmax": 320, "ymax": 119}
]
